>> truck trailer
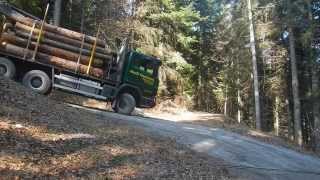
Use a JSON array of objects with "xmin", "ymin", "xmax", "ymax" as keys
[{"xmin": 0, "ymin": 2, "xmax": 161, "ymax": 115}]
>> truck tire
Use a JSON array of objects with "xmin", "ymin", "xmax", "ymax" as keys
[
  {"xmin": 22, "ymin": 70, "xmax": 51, "ymax": 94},
  {"xmin": 115, "ymin": 93, "xmax": 136, "ymax": 115},
  {"xmin": 0, "ymin": 58, "xmax": 16, "ymax": 79}
]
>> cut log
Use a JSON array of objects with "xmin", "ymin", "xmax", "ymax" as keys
[
  {"xmin": 2, "ymin": 23, "xmax": 13, "ymax": 32},
  {"xmin": 15, "ymin": 22, "xmax": 114, "ymax": 55},
  {"xmin": 1, "ymin": 33, "xmax": 105, "ymax": 68},
  {"xmin": 0, "ymin": 43, "xmax": 104, "ymax": 78},
  {"xmin": 15, "ymin": 30, "xmax": 113, "ymax": 61},
  {"xmin": 7, "ymin": 14, "xmax": 106, "ymax": 47}
]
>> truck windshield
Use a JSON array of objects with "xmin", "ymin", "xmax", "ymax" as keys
[{"xmin": 132, "ymin": 59, "xmax": 157, "ymax": 77}]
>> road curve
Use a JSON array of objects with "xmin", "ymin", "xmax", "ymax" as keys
[{"xmin": 70, "ymin": 105, "xmax": 320, "ymax": 180}]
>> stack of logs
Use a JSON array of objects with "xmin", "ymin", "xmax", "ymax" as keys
[{"xmin": 0, "ymin": 15, "xmax": 115, "ymax": 78}]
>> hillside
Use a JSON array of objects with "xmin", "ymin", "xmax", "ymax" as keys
[{"xmin": 0, "ymin": 77, "xmax": 231, "ymax": 179}]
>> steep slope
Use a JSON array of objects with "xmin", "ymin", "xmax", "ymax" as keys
[{"xmin": 0, "ymin": 78, "xmax": 231, "ymax": 179}]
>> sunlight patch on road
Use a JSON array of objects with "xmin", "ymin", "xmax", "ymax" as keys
[{"xmin": 192, "ymin": 140, "xmax": 217, "ymax": 153}]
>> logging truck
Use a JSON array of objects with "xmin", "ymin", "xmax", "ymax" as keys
[{"xmin": 0, "ymin": 3, "xmax": 161, "ymax": 115}]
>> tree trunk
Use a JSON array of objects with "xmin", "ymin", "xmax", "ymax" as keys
[
  {"xmin": 68, "ymin": 0, "xmax": 73, "ymax": 25},
  {"xmin": 274, "ymin": 96, "xmax": 280, "ymax": 136},
  {"xmin": 237, "ymin": 57, "xmax": 242, "ymax": 123},
  {"xmin": 198, "ymin": 64, "xmax": 203, "ymax": 110},
  {"xmin": 224, "ymin": 85, "xmax": 228, "ymax": 116},
  {"xmin": 53, "ymin": 0, "xmax": 62, "ymax": 26},
  {"xmin": 237, "ymin": 87, "xmax": 241, "ymax": 123},
  {"xmin": 197, "ymin": 80, "xmax": 202, "ymax": 110},
  {"xmin": 286, "ymin": 97, "xmax": 294, "ymax": 141},
  {"xmin": 312, "ymin": 66, "xmax": 320, "ymax": 151},
  {"xmin": 80, "ymin": 0, "xmax": 85, "ymax": 33},
  {"xmin": 288, "ymin": 27, "xmax": 302, "ymax": 146},
  {"xmin": 1, "ymin": 33, "xmax": 105, "ymax": 67},
  {"xmin": 1, "ymin": 43, "xmax": 104, "ymax": 78},
  {"xmin": 247, "ymin": 0, "xmax": 262, "ymax": 130}
]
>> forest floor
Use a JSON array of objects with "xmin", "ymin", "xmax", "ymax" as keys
[{"xmin": 0, "ymin": 78, "xmax": 232, "ymax": 179}]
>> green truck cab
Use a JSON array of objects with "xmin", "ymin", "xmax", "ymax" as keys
[
  {"xmin": 123, "ymin": 51, "xmax": 161, "ymax": 107},
  {"xmin": 110, "ymin": 50, "xmax": 161, "ymax": 114}
]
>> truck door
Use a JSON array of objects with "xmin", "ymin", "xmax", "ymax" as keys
[
  {"xmin": 127, "ymin": 57, "xmax": 157, "ymax": 97},
  {"xmin": 127, "ymin": 58, "xmax": 144, "ymax": 86},
  {"xmin": 138, "ymin": 61, "xmax": 157, "ymax": 97}
]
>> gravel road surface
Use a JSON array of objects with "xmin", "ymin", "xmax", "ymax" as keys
[{"xmin": 70, "ymin": 105, "xmax": 320, "ymax": 180}]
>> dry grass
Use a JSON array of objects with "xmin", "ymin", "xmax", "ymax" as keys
[{"xmin": 0, "ymin": 78, "xmax": 232, "ymax": 179}]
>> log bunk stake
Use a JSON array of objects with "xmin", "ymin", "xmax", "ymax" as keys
[
  {"xmin": 32, "ymin": 4, "xmax": 49, "ymax": 61},
  {"xmin": 87, "ymin": 25, "xmax": 100, "ymax": 75},
  {"xmin": 23, "ymin": 22, "xmax": 35, "ymax": 59}
]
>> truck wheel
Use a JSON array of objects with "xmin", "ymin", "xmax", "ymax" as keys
[
  {"xmin": 22, "ymin": 70, "xmax": 51, "ymax": 95},
  {"xmin": 115, "ymin": 93, "xmax": 136, "ymax": 115},
  {"xmin": 0, "ymin": 58, "xmax": 16, "ymax": 79}
]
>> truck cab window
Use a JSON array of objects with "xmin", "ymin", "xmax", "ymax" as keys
[{"xmin": 132, "ymin": 59, "xmax": 154, "ymax": 76}]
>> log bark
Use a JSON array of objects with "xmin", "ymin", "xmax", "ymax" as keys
[
  {"xmin": 15, "ymin": 22, "xmax": 114, "ymax": 55},
  {"xmin": 0, "ymin": 43, "xmax": 104, "ymax": 78},
  {"xmin": 15, "ymin": 30, "xmax": 113, "ymax": 61},
  {"xmin": 8, "ymin": 14, "xmax": 106, "ymax": 47},
  {"xmin": 1, "ymin": 33, "xmax": 105, "ymax": 68}
]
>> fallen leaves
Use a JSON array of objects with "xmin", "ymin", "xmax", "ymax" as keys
[{"xmin": 0, "ymin": 78, "xmax": 231, "ymax": 179}]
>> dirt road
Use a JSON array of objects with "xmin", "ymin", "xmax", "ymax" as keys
[{"xmin": 71, "ymin": 104, "xmax": 320, "ymax": 180}]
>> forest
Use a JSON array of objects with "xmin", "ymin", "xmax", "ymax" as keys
[{"xmin": 4, "ymin": 0, "xmax": 320, "ymax": 153}]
